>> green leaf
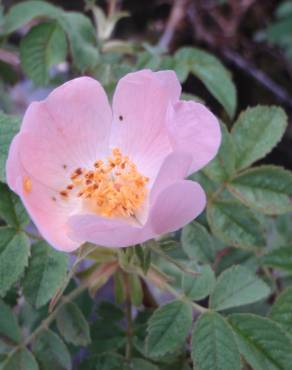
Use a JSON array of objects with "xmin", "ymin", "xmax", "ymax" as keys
[
  {"xmin": 269, "ymin": 287, "xmax": 292, "ymax": 336},
  {"xmin": 191, "ymin": 312, "xmax": 240, "ymax": 370},
  {"xmin": 20, "ymin": 22, "xmax": 67, "ymax": 85},
  {"xmin": 113, "ymin": 270, "xmax": 126, "ymax": 304},
  {"xmin": 276, "ymin": 1, "xmax": 292, "ymax": 18},
  {"xmin": 190, "ymin": 171, "xmax": 219, "ymax": 197},
  {"xmin": 97, "ymin": 301, "xmax": 124, "ymax": 322},
  {"xmin": 210, "ymin": 266, "xmax": 270, "ymax": 311},
  {"xmin": 182, "ymin": 264, "xmax": 216, "ymax": 301},
  {"xmin": 22, "ymin": 241, "xmax": 68, "ymax": 308},
  {"xmin": 207, "ymin": 200, "xmax": 265, "ymax": 249},
  {"xmin": 215, "ymin": 248, "xmax": 255, "ymax": 276},
  {"xmin": 3, "ymin": 0, "xmax": 61, "ymax": 34},
  {"xmin": 58, "ymin": 12, "xmax": 99, "ymax": 71},
  {"xmin": 3, "ymin": 1, "xmax": 98, "ymax": 72},
  {"xmin": 231, "ymin": 106, "xmax": 287, "ymax": 170},
  {"xmin": 0, "ymin": 112, "xmax": 20, "ymax": 183},
  {"xmin": 274, "ymin": 213, "xmax": 292, "ymax": 245},
  {"xmin": 146, "ymin": 300, "xmax": 192, "ymax": 357},
  {"xmin": 180, "ymin": 92, "xmax": 204, "ymax": 103},
  {"xmin": 128, "ymin": 274, "xmax": 143, "ymax": 307},
  {"xmin": 33, "ymin": 329, "xmax": 71, "ymax": 370},
  {"xmin": 132, "ymin": 358, "xmax": 159, "ymax": 370},
  {"xmin": 1, "ymin": 348, "xmax": 39, "ymax": 370},
  {"xmin": 266, "ymin": 16, "xmax": 292, "ymax": 59},
  {"xmin": 229, "ymin": 313, "xmax": 292, "ymax": 370},
  {"xmin": 136, "ymin": 51, "xmax": 162, "ymax": 71},
  {"xmin": 134, "ymin": 245, "xmax": 151, "ymax": 274},
  {"xmin": 0, "ymin": 183, "xmax": 29, "ymax": 228},
  {"xmin": 0, "ymin": 228, "xmax": 30, "ymax": 297},
  {"xmin": 181, "ymin": 221, "xmax": 216, "ymax": 263},
  {"xmin": 92, "ymin": 5, "xmax": 129, "ymax": 41},
  {"xmin": 262, "ymin": 246, "xmax": 292, "ymax": 273},
  {"xmin": 90, "ymin": 318, "xmax": 125, "ymax": 354},
  {"xmin": 228, "ymin": 166, "xmax": 292, "ymax": 215},
  {"xmin": 174, "ymin": 47, "xmax": 237, "ymax": 118},
  {"xmin": 203, "ymin": 122, "xmax": 236, "ymax": 182},
  {"xmin": 0, "ymin": 299, "xmax": 21, "ymax": 344},
  {"xmin": 56, "ymin": 302, "xmax": 90, "ymax": 346},
  {"xmin": 89, "ymin": 353, "xmax": 128, "ymax": 370}
]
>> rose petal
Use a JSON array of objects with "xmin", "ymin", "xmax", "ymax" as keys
[
  {"xmin": 19, "ymin": 77, "xmax": 112, "ymax": 189},
  {"xmin": 150, "ymin": 151, "xmax": 192, "ymax": 202},
  {"xmin": 6, "ymin": 134, "xmax": 79, "ymax": 252},
  {"xmin": 68, "ymin": 214, "xmax": 154, "ymax": 248},
  {"xmin": 6, "ymin": 133, "xmax": 22, "ymax": 193},
  {"xmin": 150, "ymin": 180, "xmax": 206, "ymax": 235},
  {"xmin": 111, "ymin": 70, "xmax": 181, "ymax": 181},
  {"xmin": 167, "ymin": 100, "xmax": 221, "ymax": 175},
  {"xmin": 68, "ymin": 179, "xmax": 206, "ymax": 248}
]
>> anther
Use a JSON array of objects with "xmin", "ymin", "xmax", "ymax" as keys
[
  {"xmin": 23, "ymin": 176, "xmax": 32, "ymax": 194},
  {"xmin": 71, "ymin": 168, "xmax": 82, "ymax": 180}
]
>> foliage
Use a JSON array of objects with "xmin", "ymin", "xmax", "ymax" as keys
[
  {"xmin": 0, "ymin": 1, "xmax": 291, "ymax": 369},
  {"xmin": 264, "ymin": 0, "xmax": 292, "ymax": 59}
]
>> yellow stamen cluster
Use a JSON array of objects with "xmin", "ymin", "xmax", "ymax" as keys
[{"xmin": 60, "ymin": 148, "xmax": 149, "ymax": 218}]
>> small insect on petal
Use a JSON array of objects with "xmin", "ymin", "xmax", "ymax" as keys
[{"xmin": 23, "ymin": 176, "xmax": 32, "ymax": 194}]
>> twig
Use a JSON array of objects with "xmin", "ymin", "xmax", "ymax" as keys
[
  {"xmin": 158, "ymin": 0, "xmax": 189, "ymax": 51},
  {"xmin": 158, "ymin": 277, "xmax": 208, "ymax": 313},
  {"xmin": 262, "ymin": 266, "xmax": 281, "ymax": 296},
  {"xmin": 49, "ymin": 248, "xmax": 84, "ymax": 312},
  {"xmin": 139, "ymin": 266, "xmax": 208, "ymax": 314},
  {"xmin": 188, "ymin": 2, "xmax": 292, "ymax": 109},
  {"xmin": 222, "ymin": 48, "xmax": 292, "ymax": 109},
  {"xmin": 149, "ymin": 242, "xmax": 200, "ymax": 277},
  {"xmin": 24, "ymin": 283, "xmax": 87, "ymax": 346},
  {"xmin": 123, "ymin": 272, "xmax": 133, "ymax": 362},
  {"xmin": 0, "ymin": 48, "xmax": 20, "ymax": 69},
  {"xmin": 5, "ymin": 282, "xmax": 88, "ymax": 361},
  {"xmin": 108, "ymin": 0, "xmax": 118, "ymax": 16},
  {"xmin": 5, "ymin": 260, "xmax": 118, "ymax": 363},
  {"xmin": 24, "ymin": 230, "xmax": 43, "ymax": 241}
]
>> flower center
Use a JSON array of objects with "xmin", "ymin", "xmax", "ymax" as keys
[{"xmin": 60, "ymin": 148, "xmax": 149, "ymax": 218}]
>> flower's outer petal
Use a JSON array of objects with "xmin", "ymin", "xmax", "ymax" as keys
[
  {"xmin": 67, "ymin": 214, "xmax": 155, "ymax": 248},
  {"xmin": 167, "ymin": 100, "xmax": 221, "ymax": 175},
  {"xmin": 68, "ymin": 179, "xmax": 206, "ymax": 248},
  {"xmin": 6, "ymin": 133, "xmax": 22, "ymax": 193},
  {"xmin": 154, "ymin": 70, "xmax": 182, "ymax": 100},
  {"xmin": 20, "ymin": 181, "xmax": 81, "ymax": 252},
  {"xmin": 19, "ymin": 77, "xmax": 112, "ymax": 190},
  {"xmin": 150, "ymin": 180, "xmax": 206, "ymax": 235},
  {"xmin": 149, "ymin": 151, "xmax": 192, "ymax": 203},
  {"xmin": 6, "ymin": 134, "xmax": 80, "ymax": 252},
  {"xmin": 111, "ymin": 69, "xmax": 181, "ymax": 182}
]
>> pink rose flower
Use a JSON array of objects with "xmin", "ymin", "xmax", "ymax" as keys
[{"xmin": 6, "ymin": 70, "xmax": 221, "ymax": 252}]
